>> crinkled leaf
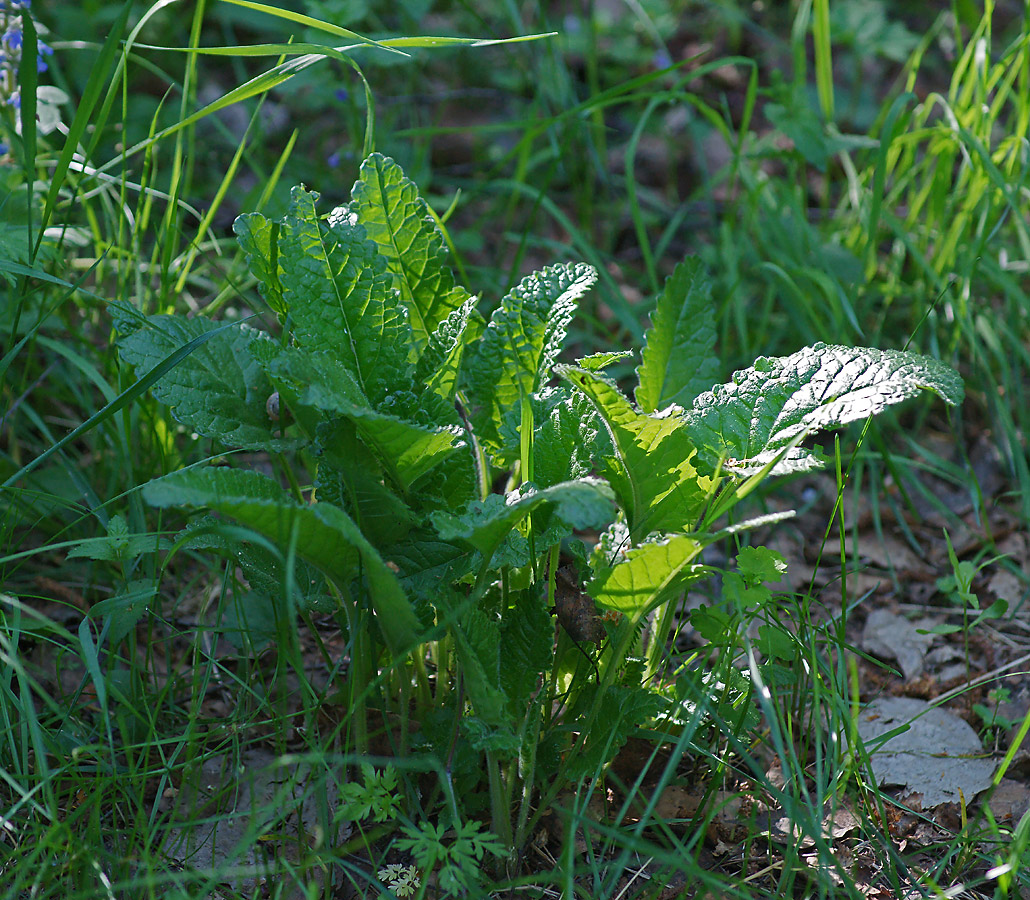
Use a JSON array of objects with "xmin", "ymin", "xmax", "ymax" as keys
[
  {"xmin": 533, "ymin": 388, "xmax": 608, "ymax": 490},
  {"xmin": 389, "ymin": 531, "xmax": 476, "ymax": 600},
  {"xmin": 682, "ymin": 343, "xmax": 964, "ymax": 475},
  {"xmin": 234, "ymin": 543, "xmax": 334, "ymax": 615},
  {"xmin": 577, "ymin": 350, "xmax": 634, "ymax": 371},
  {"xmin": 278, "ymin": 185, "xmax": 412, "ymax": 402},
  {"xmin": 587, "ymin": 525, "xmax": 706, "ymax": 624},
  {"xmin": 251, "ymin": 339, "xmax": 367, "ymax": 406},
  {"xmin": 314, "ymin": 419, "xmax": 420, "ymax": 548},
  {"xmin": 431, "ymin": 478, "xmax": 616, "ymax": 563},
  {"xmin": 321, "ymin": 419, "xmax": 460, "ymax": 498},
  {"xmin": 635, "ymin": 257, "xmax": 721, "ymax": 413},
  {"xmin": 348, "ymin": 153, "xmax": 472, "ymax": 354},
  {"xmin": 258, "ymin": 343, "xmax": 464, "ymax": 491},
  {"xmin": 500, "ymin": 590, "xmax": 554, "ymax": 711},
  {"xmin": 463, "ymin": 263, "xmax": 597, "ymax": 460},
  {"xmin": 233, "ymin": 212, "xmax": 284, "ymax": 317},
  {"xmin": 435, "ymin": 595, "xmax": 511, "ymax": 730},
  {"xmin": 379, "ymin": 387, "xmax": 462, "ymax": 431},
  {"xmin": 566, "ymin": 685, "xmax": 663, "ymax": 781},
  {"xmin": 559, "ymin": 365, "xmax": 711, "ymax": 539},
  {"xmin": 407, "ymin": 448, "xmax": 478, "ymax": 513},
  {"xmin": 491, "ymin": 529, "xmax": 531, "ymax": 570},
  {"xmin": 496, "ymin": 385, "xmax": 565, "ymax": 462},
  {"xmin": 413, "ymin": 295, "xmax": 485, "ymax": 401},
  {"xmin": 113, "ymin": 302, "xmax": 287, "ymax": 451},
  {"xmin": 325, "ymin": 409, "xmax": 462, "ymax": 494},
  {"xmin": 143, "ymin": 467, "xmax": 421, "ymax": 655}
]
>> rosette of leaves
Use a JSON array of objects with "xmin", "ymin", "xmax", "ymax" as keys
[
  {"xmin": 113, "ymin": 154, "xmax": 619, "ymax": 664},
  {"xmin": 115, "ymin": 154, "xmax": 962, "ymax": 835}
]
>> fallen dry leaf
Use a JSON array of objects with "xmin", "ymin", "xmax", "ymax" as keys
[
  {"xmin": 862, "ymin": 609, "xmax": 937, "ymax": 681},
  {"xmin": 856, "ymin": 696, "xmax": 996, "ymax": 806},
  {"xmin": 987, "ymin": 778, "xmax": 1030, "ymax": 823}
]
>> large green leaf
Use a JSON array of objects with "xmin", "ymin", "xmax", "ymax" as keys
[
  {"xmin": 635, "ymin": 257, "xmax": 721, "ymax": 413},
  {"xmin": 349, "ymin": 153, "xmax": 473, "ymax": 354},
  {"xmin": 681, "ymin": 343, "xmax": 965, "ymax": 475},
  {"xmin": 233, "ymin": 213, "xmax": 284, "ymax": 317},
  {"xmin": 388, "ymin": 531, "xmax": 476, "ymax": 600},
  {"xmin": 463, "ymin": 263, "xmax": 597, "ymax": 460},
  {"xmin": 532, "ymin": 388, "xmax": 607, "ymax": 490},
  {"xmin": 277, "ymin": 185, "xmax": 412, "ymax": 401},
  {"xmin": 431, "ymin": 478, "xmax": 616, "ymax": 564},
  {"xmin": 314, "ymin": 419, "xmax": 421, "ymax": 549},
  {"xmin": 558, "ymin": 365, "xmax": 711, "ymax": 540},
  {"xmin": 500, "ymin": 590, "xmax": 555, "ymax": 712},
  {"xmin": 454, "ymin": 604, "xmax": 510, "ymax": 729},
  {"xmin": 143, "ymin": 467, "xmax": 421, "ymax": 655},
  {"xmin": 257, "ymin": 343, "xmax": 464, "ymax": 492},
  {"xmin": 565, "ymin": 684, "xmax": 663, "ymax": 781},
  {"xmin": 587, "ymin": 524, "xmax": 706, "ymax": 624},
  {"xmin": 113, "ymin": 303, "xmax": 286, "ymax": 451},
  {"xmin": 413, "ymin": 295, "xmax": 485, "ymax": 402}
]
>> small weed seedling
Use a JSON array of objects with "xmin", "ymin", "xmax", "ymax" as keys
[
  {"xmin": 114, "ymin": 153, "xmax": 963, "ymax": 878},
  {"xmin": 924, "ymin": 529, "xmax": 1006, "ymax": 676}
]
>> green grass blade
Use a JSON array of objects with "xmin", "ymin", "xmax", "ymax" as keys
[
  {"xmin": 1, "ymin": 318, "xmax": 246, "ymax": 490},
  {"xmin": 812, "ymin": 0, "xmax": 833, "ymax": 121},
  {"xmin": 34, "ymin": 0, "xmax": 134, "ymax": 256},
  {"xmin": 216, "ymin": 0, "xmax": 408, "ymax": 55},
  {"xmin": 16, "ymin": 15, "xmax": 36, "ymax": 246}
]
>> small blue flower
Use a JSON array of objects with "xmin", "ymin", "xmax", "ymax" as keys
[
  {"xmin": 334, "ymin": 88, "xmax": 348, "ymax": 102},
  {"xmin": 4, "ymin": 28, "xmax": 23, "ymax": 52},
  {"xmin": 653, "ymin": 49, "xmax": 672, "ymax": 69},
  {"xmin": 0, "ymin": 143, "xmax": 7, "ymax": 155},
  {"xmin": 327, "ymin": 151, "xmax": 341, "ymax": 168}
]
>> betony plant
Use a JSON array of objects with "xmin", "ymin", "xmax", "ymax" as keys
[{"xmin": 113, "ymin": 152, "xmax": 963, "ymax": 866}]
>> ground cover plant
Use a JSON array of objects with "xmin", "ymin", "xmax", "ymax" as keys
[{"xmin": 2, "ymin": 0, "xmax": 1030, "ymax": 897}]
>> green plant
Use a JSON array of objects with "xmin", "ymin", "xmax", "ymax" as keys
[
  {"xmin": 111, "ymin": 151, "xmax": 962, "ymax": 881},
  {"xmin": 924, "ymin": 529, "xmax": 1006, "ymax": 673},
  {"xmin": 377, "ymin": 862, "xmax": 421, "ymax": 898},
  {"xmin": 396, "ymin": 818, "xmax": 506, "ymax": 895},
  {"xmin": 341, "ymin": 763, "xmax": 404, "ymax": 823},
  {"xmin": 973, "ymin": 687, "xmax": 1018, "ymax": 738}
]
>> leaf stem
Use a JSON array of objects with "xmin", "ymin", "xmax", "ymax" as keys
[{"xmin": 486, "ymin": 749, "xmax": 513, "ymax": 848}]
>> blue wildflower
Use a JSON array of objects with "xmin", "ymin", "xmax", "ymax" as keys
[{"xmin": 0, "ymin": 0, "xmax": 52, "ymax": 109}]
